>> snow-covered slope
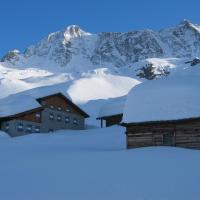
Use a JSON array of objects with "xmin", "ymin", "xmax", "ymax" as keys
[{"xmin": 0, "ymin": 126, "xmax": 200, "ymax": 200}]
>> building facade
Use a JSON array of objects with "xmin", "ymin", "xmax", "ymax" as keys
[{"xmin": 0, "ymin": 93, "xmax": 89, "ymax": 137}]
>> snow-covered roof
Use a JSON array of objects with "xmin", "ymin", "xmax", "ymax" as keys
[
  {"xmin": 0, "ymin": 84, "xmax": 71, "ymax": 118},
  {"xmin": 0, "ymin": 95, "xmax": 41, "ymax": 118},
  {"xmin": 98, "ymin": 96, "xmax": 126, "ymax": 118},
  {"xmin": 122, "ymin": 76, "xmax": 200, "ymax": 123},
  {"xmin": 17, "ymin": 84, "xmax": 71, "ymax": 101}
]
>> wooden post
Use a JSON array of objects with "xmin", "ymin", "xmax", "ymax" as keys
[
  {"xmin": 174, "ymin": 125, "xmax": 176, "ymax": 146},
  {"xmin": 101, "ymin": 119, "xmax": 103, "ymax": 128}
]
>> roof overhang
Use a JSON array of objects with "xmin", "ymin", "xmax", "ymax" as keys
[
  {"xmin": 0, "ymin": 107, "xmax": 43, "ymax": 122},
  {"xmin": 121, "ymin": 116, "xmax": 200, "ymax": 127},
  {"xmin": 96, "ymin": 113, "xmax": 123, "ymax": 120}
]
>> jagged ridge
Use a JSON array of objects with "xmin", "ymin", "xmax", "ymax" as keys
[{"xmin": 2, "ymin": 20, "xmax": 200, "ymax": 69}]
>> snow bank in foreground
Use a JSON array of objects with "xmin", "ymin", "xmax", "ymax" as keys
[
  {"xmin": 0, "ymin": 131, "xmax": 10, "ymax": 138},
  {"xmin": 123, "ymin": 75, "xmax": 200, "ymax": 123},
  {"xmin": 0, "ymin": 126, "xmax": 199, "ymax": 200}
]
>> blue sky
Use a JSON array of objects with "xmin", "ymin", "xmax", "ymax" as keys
[{"xmin": 0, "ymin": 0, "xmax": 200, "ymax": 57}]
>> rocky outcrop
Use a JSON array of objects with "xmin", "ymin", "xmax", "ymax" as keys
[{"xmin": 1, "ymin": 49, "xmax": 20, "ymax": 63}]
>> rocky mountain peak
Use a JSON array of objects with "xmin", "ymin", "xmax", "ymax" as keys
[
  {"xmin": 65, "ymin": 25, "xmax": 90, "ymax": 38},
  {"xmin": 177, "ymin": 19, "xmax": 200, "ymax": 33},
  {"xmin": 178, "ymin": 19, "xmax": 193, "ymax": 27},
  {"xmin": 60, "ymin": 25, "xmax": 91, "ymax": 43},
  {"xmin": 2, "ymin": 20, "xmax": 200, "ymax": 68},
  {"xmin": 1, "ymin": 49, "xmax": 21, "ymax": 62}
]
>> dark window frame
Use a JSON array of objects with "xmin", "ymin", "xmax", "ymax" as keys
[
  {"xmin": 17, "ymin": 123, "xmax": 24, "ymax": 132},
  {"xmin": 57, "ymin": 115, "xmax": 62, "ymax": 122},
  {"xmin": 35, "ymin": 126, "xmax": 40, "ymax": 133},
  {"xmin": 26, "ymin": 124, "xmax": 32, "ymax": 133},
  {"xmin": 73, "ymin": 118, "xmax": 78, "ymax": 125},
  {"xmin": 65, "ymin": 116, "xmax": 70, "ymax": 123},
  {"xmin": 49, "ymin": 113, "xmax": 54, "ymax": 120}
]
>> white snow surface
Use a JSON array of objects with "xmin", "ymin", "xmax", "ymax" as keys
[
  {"xmin": 98, "ymin": 95, "xmax": 126, "ymax": 118},
  {"xmin": 123, "ymin": 75, "xmax": 200, "ymax": 123},
  {"xmin": 0, "ymin": 126, "xmax": 200, "ymax": 200}
]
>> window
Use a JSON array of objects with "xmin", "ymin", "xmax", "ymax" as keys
[
  {"xmin": 73, "ymin": 118, "xmax": 78, "ymax": 125},
  {"xmin": 65, "ymin": 116, "xmax": 70, "ymax": 123},
  {"xmin": 35, "ymin": 113, "xmax": 41, "ymax": 118},
  {"xmin": 26, "ymin": 125, "xmax": 32, "ymax": 133},
  {"xmin": 57, "ymin": 107, "xmax": 62, "ymax": 111},
  {"xmin": 66, "ymin": 108, "xmax": 71, "ymax": 113},
  {"xmin": 49, "ymin": 113, "xmax": 54, "ymax": 120},
  {"xmin": 17, "ymin": 123, "xmax": 23, "ymax": 131},
  {"xmin": 35, "ymin": 126, "xmax": 40, "ymax": 133},
  {"xmin": 57, "ymin": 115, "xmax": 62, "ymax": 122},
  {"xmin": 50, "ymin": 105, "xmax": 54, "ymax": 109},
  {"xmin": 5, "ymin": 123, "xmax": 9, "ymax": 130}
]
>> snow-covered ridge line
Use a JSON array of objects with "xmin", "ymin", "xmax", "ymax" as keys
[{"xmin": 2, "ymin": 19, "xmax": 200, "ymax": 69}]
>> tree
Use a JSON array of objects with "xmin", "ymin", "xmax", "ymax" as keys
[{"xmin": 136, "ymin": 63, "xmax": 156, "ymax": 80}]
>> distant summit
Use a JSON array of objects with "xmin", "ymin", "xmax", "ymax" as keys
[{"xmin": 2, "ymin": 20, "xmax": 200, "ymax": 69}]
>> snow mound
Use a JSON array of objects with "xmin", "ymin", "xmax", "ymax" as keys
[
  {"xmin": 68, "ymin": 70, "xmax": 140, "ymax": 104},
  {"xmin": 123, "ymin": 75, "xmax": 200, "ymax": 123}
]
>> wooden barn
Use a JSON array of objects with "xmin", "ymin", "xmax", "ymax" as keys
[
  {"xmin": 97, "ymin": 96, "xmax": 126, "ymax": 127},
  {"xmin": 122, "ymin": 76, "xmax": 200, "ymax": 149},
  {"xmin": 123, "ymin": 118, "xmax": 200, "ymax": 149}
]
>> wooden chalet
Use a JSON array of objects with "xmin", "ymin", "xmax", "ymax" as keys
[
  {"xmin": 122, "ymin": 76, "xmax": 200, "ymax": 149},
  {"xmin": 0, "ymin": 90, "xmax": 89, "ymax": 137}
]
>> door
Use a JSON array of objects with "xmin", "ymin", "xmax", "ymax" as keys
[{"xmin": 163, "ymin": 132, "xmax": 174, "ymax": 146}]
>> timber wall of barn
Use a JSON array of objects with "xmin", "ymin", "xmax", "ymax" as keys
[{"xmin": 126, "ymin": 118, "xmax": 200, "ymax": 149}]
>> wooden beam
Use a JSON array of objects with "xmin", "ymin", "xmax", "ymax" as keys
[{"xmin": 101, "ymin": 119, "xmax": 103, "ymax": 128}]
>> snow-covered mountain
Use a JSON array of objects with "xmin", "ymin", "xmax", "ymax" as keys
[
  {"xmin": 0, "ymin": 20, "xmax": 200, "ymax": 125},
  {"xmin": 2, "ymin": 20, "xmax": 200, "ymax": 69}
]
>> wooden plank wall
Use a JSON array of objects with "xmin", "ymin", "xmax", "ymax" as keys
[
  {"xmin": 126, "ymin": 118, "xmax": 200, "ymax": 149},
  {"xmin": 41, "ymin": 95, "xmax": 82, "ymax": 117},
  {"xmin": 105, "ymin": 114, "xmax": 123, "ymax": 127}
]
